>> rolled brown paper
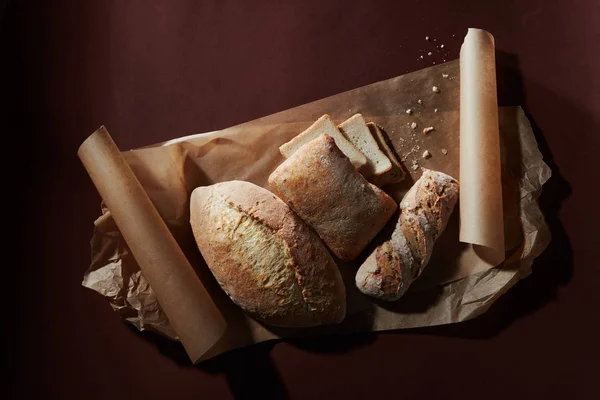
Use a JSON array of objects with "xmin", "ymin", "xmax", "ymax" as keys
[
  {"xmin": 459, "ymin": 28, "xmax": 505, "ymax": 258},
  {"xmin": 78, "ymin": 126, "xmax": 226, "ymax": 363}
]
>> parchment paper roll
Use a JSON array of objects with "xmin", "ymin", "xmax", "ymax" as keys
[
  {"xmin": 78, "ymin": 127, "xmax": 226, "ymax": 363},
  {"xmin": 460, "ymin": 28, "xmax": 505, "ymax": 261}
]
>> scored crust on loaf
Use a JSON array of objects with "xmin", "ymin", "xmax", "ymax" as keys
[
  {"xmin": 355, "ymin": 169, "xmax": 459, "ymax": 300},
  {"xmin": 338, "ymin": 114, "xmax": 392, "ymax": 178},
  {"xmin": 269, "ymin": 134, "xmax": 398, "ymax": 261},
  {"xmin": 367, "ymin": 122, "xmax": 406, "ymax": 186},
  {"xmin": 190, "ymin": 181, "xmax": 346, "ymax": 327},
  {"xmin": 279, "ymin": 114, "xmax": 368, "ymax": 169},
  {"xmin": 400, "ymin": 169, "xmax": 458, "ymax": 275},
  {"xmin": 354, "ymin": 241, "xmax": 412, "ymax": 301}
]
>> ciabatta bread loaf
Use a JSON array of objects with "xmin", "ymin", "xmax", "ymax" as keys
[
  {"xmin": 338, "ymin": 114, "xmax": 392, "ymax": 178},
  {"xmin": 355, "ymin": 169, "xmax": 459, "ymax": 300},
  {"xmin": 279, "ymin": 114, "xmax": 368, "ymax": 170},
  {"xmin": 190, "ymin": 181, "xmax": 346, "ymax": 327},
  {"xmin": 269, "ymin": 134, "xmax": 397, "ymax": 261}
]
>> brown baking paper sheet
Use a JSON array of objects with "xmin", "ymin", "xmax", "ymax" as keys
[{"xmin": 80, "ymin": 32, "xmax": 551, "ymax": 361}]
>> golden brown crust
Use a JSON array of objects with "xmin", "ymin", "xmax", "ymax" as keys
[
  {"xmin": 190, "ymin": 180, "xmax": 346, "ymax": 327},
  {"xmin": 355, "ymin": 169, "xmax": 459, "ymax": 300},
  {"xmin": 269, "ymin": 134, "xmax": 398, "ymax": 261},
  {"xmin": 400, "ymin": 170, "xmax": 459, "ymax": 276},
  {"xmin": 354, "ymin": 240, "xmax": 412, "ymax": 301}
]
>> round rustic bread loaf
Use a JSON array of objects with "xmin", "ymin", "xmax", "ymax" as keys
[{"xmin": 190, "ymin": 180, "xmax": 346, "ymax": 327}]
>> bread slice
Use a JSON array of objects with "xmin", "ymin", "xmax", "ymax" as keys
[
  {"xmin": 338, "ymin": 114, "xmax": 392, "ymax": 178},
  {"xmin": 280, "ymin": 114, "xmax": 367, "ymax": 169},
  {"xmin": 190, "ymin": 181, "xmax": 346, "ymax": 327},
  {"xmin": 367, "ymin": 122, "xmax": 406, "ymax": 186},
  {"xmin": 269, "ymin": 134, "xmax": 398, "ymax": 261}
]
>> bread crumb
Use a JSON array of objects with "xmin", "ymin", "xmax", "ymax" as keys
[
  {"xmin": 427, "ymin": 52, "xmax": 432, "ymax": 56},
  {"xmin": 432, "ymin": 86, "xmax": 440, "ymax": 93},
  {"xmin": 441, "ymin": 148, "xmax": 448, "ymax": 155},
  {"xmin": 418, "ymin": 99, "xmax": 423, "ymax": 104},
  {"xmin": 411, "ymin": 163, "xmax": 420, "ymax": 171},
  {"xmin": 434, "ymin": 108, "xmax": 438, "ymax": 113},
  {"xmin": 423, "ymin": 127, "xmax": 435, "ymax": 135},
  {"xmin": 440, "ymin": 44, "xmax": 445, "ymax": 49},
  {"xmin": 426, "ymin": 36, "xmax": 430, "ymax": 41},
  {"xmin": 422, "ymin": 150, "xmax": 431, "ymax": 159},
  {"xmin": 406, "ymin": 109, "xmax": 413, "ymax": 115},
  {"xmin": 442, "ymin": 73, "xmax": 449, "ymax": 79},
  {"xmin": 411, "ymin": 122, "xmax": 418, "ymax": 129},
  {"xmin": 420, "ymin": 55, "xmax": 424, "ymax": 59}
]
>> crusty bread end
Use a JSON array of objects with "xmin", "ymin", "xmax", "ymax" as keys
[{"xmin": 338, "ymin": 114, "xmax": 392, "ymax": 178}]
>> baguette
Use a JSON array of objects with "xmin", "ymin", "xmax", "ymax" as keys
[
  {"xmin": 355, "ymin": 169, "xmax": 459, "ymax": 300},
  {"xmin": 190, "ymin": 181, "xmax": 346, "ymax": 327},
  {"xmin": 269, "ymin": 134, "xmax": 397, "ymax": 261}
]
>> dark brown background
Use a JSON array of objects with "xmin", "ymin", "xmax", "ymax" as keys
[{"xmin": 4, "ymin": 0, "xmax": 599, "ymax": 399}]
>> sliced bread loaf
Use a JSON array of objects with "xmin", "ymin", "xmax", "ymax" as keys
[
  {"xmin": 338, "ymin": 114, "xmax": 392, "ymax": 178},
  {"xmin": 367, "ymin": 122, "xmax": 406, "ymax": 186},
  {"xmin": 279, "ymin": 114, "xmax": 367, "ymax": 169}
]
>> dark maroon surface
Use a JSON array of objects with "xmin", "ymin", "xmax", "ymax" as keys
[{"xmin": 5, "ymin": 0, "xmax": 599, "ymax": 399}]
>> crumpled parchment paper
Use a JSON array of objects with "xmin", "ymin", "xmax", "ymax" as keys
[{"xmin": 81, "ymin": 59, "xmax": 550, "ymax": 359}]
